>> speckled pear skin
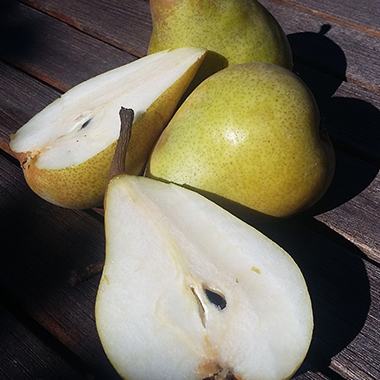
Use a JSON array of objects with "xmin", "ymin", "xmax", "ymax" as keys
[
  {"xmin": 146, "ymin": 63, "xmax": 335, "ymax": 218},
  {"xmin": 14, "ymin": 54, "xmax": 206, "ymax": 210},
  {"xmin": 148, "ymin": 0, "xmax": 293, "ymax": 87},
  {"xmin": 16, "ymin": 142, "xmax": 117, "ymax": 209}
]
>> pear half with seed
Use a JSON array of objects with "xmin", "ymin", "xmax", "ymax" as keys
[
  {"xmin": 9, "ymin": 47, "xmax": 206, "ymax": 209},
  {"xmin": 95, "ymin": 108, "xmax": 313, "ymax": 380}
]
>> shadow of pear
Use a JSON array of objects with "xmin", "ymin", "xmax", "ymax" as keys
[
  {"xmin": 320, "ymin": 96, "xmax": 380, "ymax": 166},
  {"xmin": 288, "ymin": 24, "xmax": 347, "ymax": 101},
  {"xmin": 287, "ymin": 25, "xmax": 379, "ymax": 216},
  {"xmin": 178, "ymin": 50, "xmax": 228, "ymax": 105}
]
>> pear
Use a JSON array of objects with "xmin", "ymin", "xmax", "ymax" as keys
[
  {"xmin": 9, "ymin": 47, "xmax": 207, "ymax": 209},
  {"xmin": 95, "ymin": 108, "xmax": 313, "ymax": 380},
  {"xmin": 148, "ymin": 0, "xmax": 293, "ymax": 88},
  {"xmin": 147, "ymin": 62, "xmax": 335, "ymax": 218}
]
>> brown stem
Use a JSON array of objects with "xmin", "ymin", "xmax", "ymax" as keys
[
  {"xmin": 108, "ymin": 107, "xmax": 135, "ymax": 180},
  {"xmin": 70, "ymin": 107, "xmax": 134, "ymax": 286}
]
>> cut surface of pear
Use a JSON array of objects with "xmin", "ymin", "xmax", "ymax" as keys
[
  {"xmin": 147, "ymin": 62, "xmax": 335, "ymax": 217},
  {"xmin": 96, "ymin": 174, "xmax": 313, "ymax": 380},
  {"xmin": 9, "ymin": 47, "xmax": 206, "ymax": 209}
]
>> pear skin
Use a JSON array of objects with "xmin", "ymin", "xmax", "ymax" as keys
[
  {"xmin": 149, "ymin": 0, "xmax": 293, "ymax": 87},
  {"xmin": 147, "ymin": 63, "xmax": 335, "ymax": 218}
]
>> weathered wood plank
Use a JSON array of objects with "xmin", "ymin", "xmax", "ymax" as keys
[
  {"xmin": 0, "ymin": 154, "xmax": 120, "ymax": 380},
  {"xmin": 293, "ymin": 63, "xmax": 380, "ymax": 167},
  {"xmin": 329, "ymin": 261, "xmax": 380, "ymax": 379},
  {"xmin": 20, "ymin": 0, "xmax": 152, "ymax": 57},
  {"xmin": 21, "ymin": 0, "xmax": 380, "ymax": 96},
  {"xmin": 281, "ymin": 0, "xmax": 380, "ymax": 34},
  {"xmin": 0, "ymin": 0, "xmax": 137, "ymax": 91},
  {"xmin": 313, "ymin": 152, "xmax": 380, "ymax": 263},
  {"xmin": 260, "ymin": 0, "xmax": 380, "ymax": 94},
  {"xmin": 0, "ymin": 60, "xmax": 61, "ymax": 154},
  {"xmin": 0, "ymin": 302, "xmax": 89, "ymax": 380}
]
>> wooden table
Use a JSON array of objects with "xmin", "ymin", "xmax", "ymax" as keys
[{"xmin": 0, "ymin": 0, "xmax": 379, "ymax": 379}]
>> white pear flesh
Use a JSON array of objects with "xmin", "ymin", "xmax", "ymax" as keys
[
  {"xmin": 9, "ymin": 47, "xmax": 206, "ymax": 209},
  {"xmin": 96, "ymin": 175, "xmax": 313, "ymax": 380}
]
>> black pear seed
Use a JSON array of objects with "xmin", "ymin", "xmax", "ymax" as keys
[
  {"xmin": 80, "ymin": 119, "xmax": 92, "ymax": 130},
  {"xmin": 204, "ymin": 288, "xmax": 227, "ymax": 310}
]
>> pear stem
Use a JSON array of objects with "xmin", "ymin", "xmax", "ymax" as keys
[
  {"xmin": 69, "ymin": 107, "xmax": 135, "ymax": 286},
  {"xmin": 108, "ymin": 107, "xmax": 135, "ymax": 180}
]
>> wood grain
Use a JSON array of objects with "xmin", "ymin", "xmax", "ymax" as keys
[
  {"xmin": 20, "ymin": 0, "xmax": 152, "ymax": 57},
  {"xmin": 0, "ymin": 1, "xmax": 137, "ymax": 91},
  {"xmin": 261, "ymin": 0, "xmax": 380, "ymax": 94},
  {"xmin": 20, "ymin": 0, "xmax": 380, "ymax": 96},
  {"xmin": 330, "ymin": 260, "xmax": 380, "ymax": 379},
  {"xmin": 282, "ymin": 0, "xmax": 380, "ymax": 34},
  {"xmin": 0, "ymin": 303, "xmax": 89, "ymax": 379},
  {"xmin": 0, "ymin": 60, "xmax": 61, "ymax": 154},
  {"xmin": 0, "ymin": 155, "xmax": 120, "ymax": 379}
]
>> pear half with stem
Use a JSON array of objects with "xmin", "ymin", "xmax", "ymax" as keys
[
  {"xmin": 95, "ymin": 108, "xmax": 313, "ymax": 380},
  {"xmin": 9, "ymin": 47, "xmax": 206, "ymax": 209}
]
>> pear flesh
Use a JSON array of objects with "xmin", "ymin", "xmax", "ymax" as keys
[
  {"xmin": 9, "ymin": 47, "xmax": 206, "ymax": 209},
  {"xmin": 147, "ymin": 62, "xmax": 335, "ymax": 217},
  {"xmin": 96, "ymin": 175, "xmax": 313, "ymax": 380}
]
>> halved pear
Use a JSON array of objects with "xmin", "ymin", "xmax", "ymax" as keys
[
  {"xmin": 9, "ymin": 47, "xmax": 206, "ymax": 209},
  {"xmin": 95, "ymin": 109, "xmax": 313, "ymax": 380}
]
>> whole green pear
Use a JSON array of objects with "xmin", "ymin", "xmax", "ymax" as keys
[
  {"xmin": 146, "ymin": 63, "xmax": 335, "ymax": 218},
  {"xmin": 148, "ymin": 0, "xmax": 293, "ymax": 87}
]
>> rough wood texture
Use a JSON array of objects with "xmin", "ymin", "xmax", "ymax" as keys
[
  {"xmin": 0, "ymin": 1, "xmax": 137, "ymax": 91},
  {"xmin": 314, "ymin": 155, "xmax": 380, "ymax": 262},
  {"xmin": 0, "ymin": 303, "xmax": 88, "ymax": 380},
  {"xmin": 260, "ymin": 0, "xmax": 380, "ymax": 94},
  {"xmin": 293, "ymin": 64, "xmax": 380, "ymax": 166},
  {"xmin": 21, "ymin": 0, "xmax": 152, "ymax": 57},
  {"xmin": 0, "ymin": 154, "xmax": 120, "ymax": 380},
  {"xmin": 0, "ymin": 60, "xmax": 60, "ymax": 154},
  {"xmin": 0, "ymin": 0, "xmax": 379, "ymax": 379},
  {"xmin": 282, "ymin": 0, "xmax": 380, "ymax": 33},
  {"xmin": 329, "ymin": 262, "xmax": 380, "ymax": 380}
]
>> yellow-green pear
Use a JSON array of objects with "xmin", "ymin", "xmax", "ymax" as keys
[
  {"xmin": 146, "ymin": 62, "xmax": 335, "ymax": 218},
  {"xmin": 9, "ymin": 47, "xmax": 206, "ymax": 209},
  {"xmin": 96, "ymin": 108, "xmax": 313, "ymax": 380},
  {"xmin": 148, "ymin": 0, "xmax": 293, "ymax": 87}
]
